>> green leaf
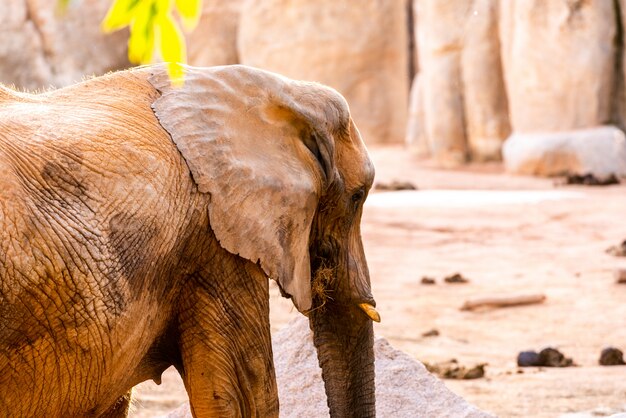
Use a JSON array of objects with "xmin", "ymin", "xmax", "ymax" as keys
[
  {"xmin": 158, "ymin": 13, "xmax": 185, "ymax": 63},
  {"xmin": 57, "ymin": 0, "xmax": 72, "ymax": 10},
  {"xmin": 99, "ymin": 0, "xmax": 190, "ymax": 86},
  {"xmin": 157, "ymin": 13, "xmax": 186, "ymax": 85},
  {"xmin": 154, "ymin": 0, "xmax": 173, "ymax": 17},
  {"xmin": 127, "ymin": 2, "xmax": 156, "ymax": 63},
  {"xmin": 102, "ymin": 0, "xmax": 142, "ymax": 32},
  {"xmin": 175, "ymin": 0, "xmax": 202, "ymax": 31}
]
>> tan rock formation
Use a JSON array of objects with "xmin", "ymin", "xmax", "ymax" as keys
[
  {"xmin": 0, "ymin": 0, "xmax": 129, "ymax": 90},
  {"xmin": 502, "ymin": 126, "xmax": 626, "ymax": 177},
  {"xmin": 185, "ymin": 0, "xmax": 244, "ymax": 67},
  {"xmin": 238, "ymin": 0, "xmax": 410, "ymax": 145},
  {"xmin": 461, "ymin": 0, "xmax": 510, "ymax": 161},
  {"xmin": 613, "ymin": 0, "xmax": 626, "ymax": 130},
  {"xmin": 499, "ymin": 0, "xmax": 616, "ymax": 133},
  {"xmin": 417, "ymin": 0, "xmax": 469, "ymax": 166},
  {"xmin": 499, "ymin": 1, "xmax": 623, "ymax": 176},
  {"xmin": 405, "ymin": 74, "xmax": 429, "ymax": 157},
  {"xmin": 415, "ymin": 0, "xmax": 509, "ymax": 165}
]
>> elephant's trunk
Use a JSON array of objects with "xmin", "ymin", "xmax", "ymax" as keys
[{"xmin": 310, "ymin": 304, "xmax": 376, "ymax": 417}]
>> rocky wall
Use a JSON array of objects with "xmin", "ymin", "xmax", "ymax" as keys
[{"xmin": 0, "ymin": 0, "xmax": 129, "ymax": 90}]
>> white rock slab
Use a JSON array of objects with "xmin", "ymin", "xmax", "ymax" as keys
[
  {"xmin": 168, "ymin": 317, "xmax": 494, "ymax": 418},
  {"xmin": 503, "ymin": 126, "xmax": 626, "ymax": 177}
]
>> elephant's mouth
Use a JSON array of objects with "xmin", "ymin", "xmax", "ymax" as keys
[
  {"xmin": 309, "ymin": 262, "xmax": 336, "ymax": 312},
  {"xmin": 308, "ymin": 257, "xmax": 379, "ymax": 322}
]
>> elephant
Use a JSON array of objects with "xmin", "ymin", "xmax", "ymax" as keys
[{"xmin": 0, "ymin": 63, "xmax": 379, "ymax": 417}]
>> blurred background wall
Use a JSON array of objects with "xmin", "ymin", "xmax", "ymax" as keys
[{"xmin": 2, "ymin": 0, "xmax": 625, "ymax": 177}]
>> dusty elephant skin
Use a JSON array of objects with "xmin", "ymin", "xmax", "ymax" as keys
[{"xmin": 0, "ymin": 64, "xmax": 377, "ymax": 417}]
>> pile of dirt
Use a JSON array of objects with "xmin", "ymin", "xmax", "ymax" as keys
[
  {"xmin": 166, "ymin": 317, "xmax": 494, "ymax": 417},
  {"xmin": 562, "ymin": 173, "xmax": 620, "ymax": 186},
  {"xmin": 424, "ymin": 359, "xmax": 486, "ymax": 380},
  {"xmin": 374, "ymin": 180, "xmax": 418, "ymax": 191},
  {"xmin": 606, "ymin": 239, "xmax": 626, "ymax": 256},
  {"xmin": 444, "ymin": 273, "xmax": 470, "ymax": 284},
  {"xmin": 599, "ymin": 347, "xmax": 625, "ymax": 366}
]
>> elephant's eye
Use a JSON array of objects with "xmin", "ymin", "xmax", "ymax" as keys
[{"xmin": 351, "ymin": 189, "xmax": 365, "ymax": 204}]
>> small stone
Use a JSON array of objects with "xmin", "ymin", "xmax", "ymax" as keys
[
  {"xmin": 375, "ymin": 180, "xmax": 418, "ymax": 191},
  {"xmin": 502, "ymin": 126, "xmax": 626, "ymax": 177},
  {"xmin": 424, "ymin": 359, "xmax": 486, "ymax": 380},
  {"xmin": 564, "ymin": 173, "xmax": 620, "ymax": 186},
  {"xmin": 614, "ymin": 269, "xmax": 626, "ymax": 284},
  {"xmin": 538, "ymin": 347, "xmax": 574, "ymax": 367},
  {"xmin": 599, "ymin": 347, "xmax": 626, "ymax": 366},
  {"xmin": 444, "ymin": 273, "xmax": 470, "ymax": 284},
  {"xmin": 421, "ymin": 276, "xmax": 437, "ymax": 285},
  {"xmin": 422, "ymin": 329, "xmax": 440, "ymax": 338},
  {"xmin": 606, "ymin": 240, "xmax": 626, "ymax": 256},
  {"xmin": 517, "ymin": 351, "xmax": 541, "ymax": 367}
]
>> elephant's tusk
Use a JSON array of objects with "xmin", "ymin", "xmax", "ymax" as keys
[{"xmin": 358, "ymin": 303, "xmax": 381, "ymax": 322}]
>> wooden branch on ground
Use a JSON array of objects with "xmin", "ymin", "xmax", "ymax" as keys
[{"xmin": 461, "ymin": 293, "xmax": 546, "ymax": 311}]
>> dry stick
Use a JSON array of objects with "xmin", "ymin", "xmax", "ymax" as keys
[{"xmin": 461, "ymin": 293, "xmax": 546, "ymax": 311}]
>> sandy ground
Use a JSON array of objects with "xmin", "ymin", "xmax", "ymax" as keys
[{"xmin": 130, "ymin": 145, "xmax": 626, "ymax": 418}]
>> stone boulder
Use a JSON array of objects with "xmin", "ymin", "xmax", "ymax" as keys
[
  {"xmin": 0, "ymin": 0, "xmax": 129, "ymax": 90},
  {"xmin": 613, "ymin": 0, "xmax": 626, "ymax": 132},
  {"xmin": 415, "ymin": 0, "xmax": 509, "ymax": 165},
  {"xmin": 405, "ymin": 74, "xmax": 429, "ymax": 157},
  {"xmin": 502, "ymin": 126, "xmax": 626, "ymax": 177},
  {"xmin": 167, "ymin": 317, "xmax": 494, "ymax": 417},
  {"xmin": 499, "ymin": 0, "xmax": 616, "ymax": 133},
  {"xmin": 185, "ymin": 0, "xmax": 244, "ymax": 67},
  {"xmin": 238, "ymin": 0, "xmax": 409, "ymax": 145},
  {"xmin": 460, "ymin": 0, "xmax": 510, "ymax": 161}
]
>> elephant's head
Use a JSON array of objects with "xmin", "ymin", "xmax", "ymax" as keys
[{"xmin": 149, "ymin": 65, "xmax": 377, "ymax": 417}]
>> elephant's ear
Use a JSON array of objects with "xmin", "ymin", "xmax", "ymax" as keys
[{"xmin": 149, "ymin": 65, "xmax": 344, "ymax": 312}]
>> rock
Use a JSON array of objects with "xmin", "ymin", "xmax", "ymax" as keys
[
  {"xmin": 277, "ymin": 318, "xmax": 494, "ymax": 417},
  {"xmin": 460, "ymin": 0, "xmax": 510, "ymax": 161},
  {"xmin": 238, "ymin": 0, "xmax": 409, "ymax": 145},
  {"xmin": 537, "ymin": 347, "xmax": 575, "ymax": 367},
  {"xmin": 0, "ymin": 0, "xmax": 129, "ymax": 90},
  {"xmin": 374, "ymin": 180, "xmax": 418, "ymax": 191},
  {"xmin": 606, "ymin": 240, "xmax": 626, "ymax": 257},
  {"xmin": 614, "ymin": 269, "xmax": 626, "ymax": 284},
  {"xmin": 167, "ymin": 317, "xmax": 494, "ymax": 418},
  {"xmin": 421, "ymin": 276, "xmax": 437, "ymax": 285},
  {"xmin": 405, "ymin": 74, "xmax": 430, "ymax": 157},
  {"xmin": 599, "ymin": 347, "xmax": 626, "ymax": 366},
  {"xmin": 499, "ymin": 1, "xmax": 616, "ymax": 133},
  {"xmin": 424, "ymin": 359, "xmax": 487, "ymax": 380},
  {"xmin": 444, "ymin": 273, "xmax": 470, "ymax": 284},
  {"xmin": 517, "ymin": 351, "xmax": 542, "ymax": 367},
  {"xmin": 416, "ymin": 0, "xmax": 509, "ymax": 165},
  {"xmin": 416, "ymin": 0, "xmax": 468, "ymax": 166},
  {"xmin": 563, "ymin": 173, "xmax": 620, "ymax": 186},
  {"xmin": 615, "ymin": 0, "xmax": 626, "ymax": 132},
  {"xmin": 422, "ymin": 329, "xmax": 440, "ymax": 337},
  {"xmin": 517, "ymin": 348, "xmax": 575, "ymax": 368},
  {"xmin": 185, "ymin": 0, "xmax": 244, "ymax": 66},
  {"xmin": 502, "ymin": 126, "xmax": 626, "ymax": 177}
]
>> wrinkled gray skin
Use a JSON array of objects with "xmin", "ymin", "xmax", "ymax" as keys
[{"xmin": 0, "ymin": 64, "xmax": 377, "ymax": 417}]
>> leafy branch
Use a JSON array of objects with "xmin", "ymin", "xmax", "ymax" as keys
[
  {"xmin": 103, "ymin": 0, "xmax": 201, "ymax": 83},
  {"xmin": 60, "ymin": 0, "xmax": 202, "ymax": 84}
]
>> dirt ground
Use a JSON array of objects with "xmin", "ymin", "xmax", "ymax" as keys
[{"xmin": 130, "ymin": 145, "xmax": 626, "ymax": 418}]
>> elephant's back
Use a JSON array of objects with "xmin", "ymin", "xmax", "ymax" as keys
[{"xmin": 0, "ymin": 71, "xmax": 205, "ymax": 416}]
